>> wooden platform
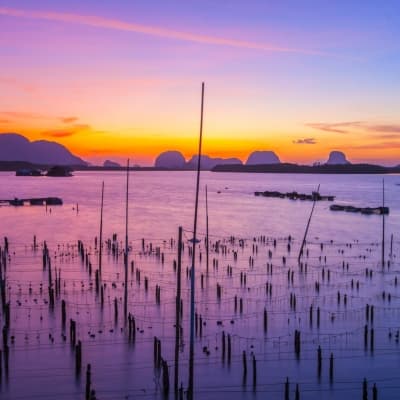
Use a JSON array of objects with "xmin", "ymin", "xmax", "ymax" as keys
[{"xmin": 0, "ymin": 197, "xmax": 63, "ymax": 206}]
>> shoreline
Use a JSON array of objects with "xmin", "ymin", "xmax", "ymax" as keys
[{"xmin": 1, "ymin": 161, "xmax": 400, "ymax": 174}]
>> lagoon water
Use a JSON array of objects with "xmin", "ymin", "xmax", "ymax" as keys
[{"xmin": 0, "ymin": 171, "xmax": 399, "ymax": 399}]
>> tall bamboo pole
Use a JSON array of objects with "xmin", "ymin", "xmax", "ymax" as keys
[
  {"xmin": 205, "ymin": 185, "xmax": 209, "ymax": 275},
  {"xmin": 188, "ymin": 82, "xmax": 205, "ymax": 400},
  {"xmin": 298, "ymin": 184, "xmax": 320, "ymax": 263},
  {"xmin": 99, "ymin": 181, "xmax": 104, "ymax": 275},
  {"xmin": 382, "ymin": 179, "xmax": 385, "ymax": 268},
  {"xmin": 124, "ymin": 159, "xmax": 130, "ymax": 320}
]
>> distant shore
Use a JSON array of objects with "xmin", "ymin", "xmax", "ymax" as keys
[
  {"xmin": 1, "ymin": 160, "xmax": 400, "ymax": 174},
  {"xmin": 211, "ymin": 163, "xmax": 400, "ymax": 174}
]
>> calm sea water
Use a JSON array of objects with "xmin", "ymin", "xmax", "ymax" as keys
[
  {"xmin": 0, "ymin": 171, "xmax": 399, "ymax": 399},
  {"xmin": 0, "ymin": 171, "xmax": 399, "ymax": 243}
]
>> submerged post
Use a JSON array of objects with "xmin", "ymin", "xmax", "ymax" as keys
[
  {"xmin": 188, "ymin": 82, "xmax": 205, "ymax": 400},
  {"xmin": 124, "ymin": 159, "xmax": 130, "ymax": 320},
  {"xmin": 382, "ymin": 179, "xmax": 385, "ymax": 268}
]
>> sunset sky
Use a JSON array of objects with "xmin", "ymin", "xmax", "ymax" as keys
[{"xmin": 1, "ymin": 1, "xmax": 399, "ymax": 166}]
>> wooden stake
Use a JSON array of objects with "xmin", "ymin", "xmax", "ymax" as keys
[
  {"xmin": 124, "ymin": 160, "xmax": 130, "ymax": 320},
  {"xmin": 85, "ymin": 364, "xmax": 91, "ymax": 400}
]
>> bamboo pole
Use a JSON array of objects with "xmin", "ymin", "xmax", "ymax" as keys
[
  {"xmin": 298, "ymin": 184, "xmax": 320, "ymax": 263},
  {"xmin": 205, "ymin": 185, "xmax": 209, "ymax": 275},
  {"xmin": 382, "ymin": 179, "xmax": 385, "ymax": 268},
  {"xmin": 124, "ymin": 159, "xmax": 130, "ymax": 320},
  {"xmin": 188, "ymin": 82, "xmax": 205, "ymax": 400}
]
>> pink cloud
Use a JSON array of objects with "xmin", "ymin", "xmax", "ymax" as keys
[
  {"xmin": 306, "ymin": 122, "xmax": 363, "ymax": 134},
  {"xmin": 0, "ymin": 111, "xmax": 45, "ymax": 120},
  {"xmin": 0, "ymin": 77, "xmax": 37, "ymax": 93},
  {"xmin": 0, "ymin": 7, "xmax": 329, "ymax": 56},
  {"xmin": 42, "ymin": 123, "xmax": 91, "ymax": 138},
  {"xmin": 307, "ymin": 121, "xmax": 400, "ymax": 135}
]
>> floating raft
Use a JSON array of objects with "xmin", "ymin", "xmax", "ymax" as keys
[
  {"xmin": 254, "ymin": 190, "xmax": 335, "ymax": 201},
  {"xmin": 0, "ymin": 197, "xmax": 63, "ymax": 206},
  {"xmin": 330, "ymin": 204, "xmax": 389, "ymax": 215}
]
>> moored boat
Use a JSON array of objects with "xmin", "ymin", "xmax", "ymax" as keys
[
  {"xmin": 46, "ymin": 166, "xmax": 73, "ymax": 177},
  {"xmin": 30, "ymin": 198, "xmax": 44, "ymax": 206},
  {"xmin": 9, "ymin": 198, "xmax": 24, "ymax": 206},
  {"xmin": 330, "ymin": 204, "xmax": 389, "ymax": 215},
  {"xmin": 45, "ymin": 197, "xmax": 63, "ymax": 205}
]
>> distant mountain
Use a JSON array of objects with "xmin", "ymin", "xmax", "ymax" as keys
[
  {"xmin": 153, "ymin": 151, "xmax": 243, "ymax": 170},
  {"xmin": 186, "ymin": 155, "xmax": 242, "ymax": 170},
  {"xmin": 155, "ymin": 151, "xmax": 186, "ymax": 169},
  {"xmin": 0, "ymin": 133, "xmax": 87, "ymax": 166},
  {"xmin": 325, "ymin": 151, "xmax": 350, "ymax": 165},
  {"xmin": 103, "ymin": 159, "xmax": 121, "ymax": 168},
  {"xmin": 246, "ymin": 151, "xmax": 280, "ymax": 165}
]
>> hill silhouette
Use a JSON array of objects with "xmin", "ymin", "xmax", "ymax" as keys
[{"xmin": 0, "ymin": 133, "xmax": 87, "ymax": 166}]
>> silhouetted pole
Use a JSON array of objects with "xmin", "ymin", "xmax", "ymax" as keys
[
  {"xmin": 205, "ymin": 185, "xmax": 209, "ymax": 275},
  {"xmin": 188, "ymin": 82, "xmax": 205, "ymax": 400},
  {"xmin": 174, "ymin": 226, "xmax": 183, "ymax": 393},
  {"xmin": 382, "ymin": 179, "xmax": 385, "ymax": 268},
  {"xmin": 298, "ymin": 184, "xmax": 320, "ymax": 263},
  {"xmin": 390, "ymin": 234, "xmax": 393, "ymax": 258},
  {"xmin": 99, "ymin": 181, "xmax": 104, "ymax": 274},
  {"xmin": 124, "ymin": 159, "xmax": 130, "ymax": 320}
]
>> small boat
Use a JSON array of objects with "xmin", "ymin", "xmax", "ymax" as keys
[
  {"xmin": 16, "ymin": 168, "xmax": 43, "ymax": 176},
  {"xmin": 46, "ymin": 166, "xmax": 73, "ymax": 177},
  {"xmin": 9, "ymin": 198, "xmax": 24, "ymax": 206},
  {"xmin": 255, "ymin": 190, "xmax": 334, "ymax": 201},
  {"xmin": 45, "ymin": 197, "xmax": 63, "ymax": 205},
  {"xmin": 360, "ymin": 207, "xmax": 389, "ymax": 215},
  {"xmin": 30, "ymin": 199, "xmax": 44, "ymax": 206},
  {"xmin": 330, "ymin": 204, "xmax": 389, "ymax": 215},
  {"xmin": 344, "ymin": 206, "xmax": 360, "ymax": 213}
]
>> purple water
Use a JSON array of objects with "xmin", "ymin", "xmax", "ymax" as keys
[{"xmin": 0, "ymin": 171, "xmax": 399, "ymax": 399}]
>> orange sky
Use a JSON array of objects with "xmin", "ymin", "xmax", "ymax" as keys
[{"xmin": 1, "ymin": 2, "xmax": 400, "ymax": 166}]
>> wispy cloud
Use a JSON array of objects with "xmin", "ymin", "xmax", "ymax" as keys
[
  {"xmin": 366, "ymin": 124, "xmax": 400, "ymax": 134},
  {"xmin": 347, "ymin": 141, "xmax": 400, "ymax": 150},
  {"xmin": 60, "ymin": 116, "xmax": 78, "ymax": 124},
  {"xmin": 307, "ymin": 121, "xmax": 400, "ymax": 135},
  {"xmin": 42, "ymin": 130, "xmax": 77, "ymax": 138},
  {"xmin": 42, "ymin": 124, "xmax": 91, "ymax": 138},
  {"xmin": 306, "ymin": 122, "xmax": 362, "ymax": 134},
  {"xmin": 369, "ymin": 134, "xmax": 400, "ymax": 140},
  {"xmin": 0, "ymin": 111, "xmax": 45, "ymax": 120},
  {"xmin": 293, "ymin": 137, "xmax": 316, "ymax": 144},
  {"xmin": 0, "ymin": 77, "xmax": 37, "ymax": 93},
  {"xmin": 0, "ymin": 7, "xmax": 329, "ymax": 56},
  {"xmin": 0, "ymin": 111, "xmax": 81, "ymax": 125}
]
